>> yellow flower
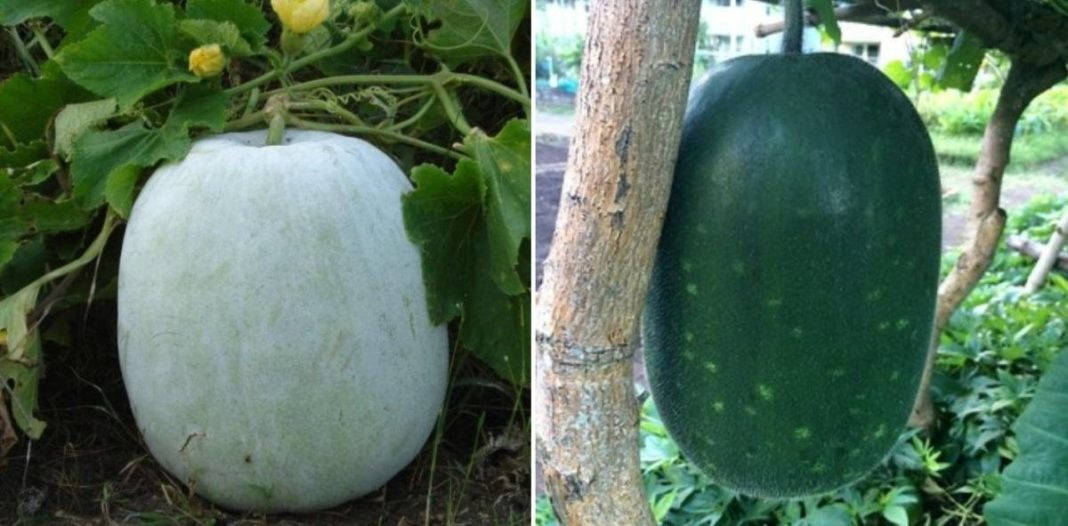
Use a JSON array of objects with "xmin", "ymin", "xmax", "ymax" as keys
[
  {"xmin": 188, "ymin": 44, "xmax": 225, "ymax": 77},
  {"xmin": 271, "ymin": 0, "xmax": 329, "ymax": 34}
]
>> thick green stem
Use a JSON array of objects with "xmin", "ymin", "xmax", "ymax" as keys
[
  {"xmin": 6, "ymin": 28, "xmax": 39, "ymax": 76},
  {"xmin": 783, "ymin": 0, "xmax": 804, "ymax": 54},
  {"xmin": 505, "ymin": 54, "xmax": 530, "ymax": 102},
  {"xmin": 225, "ymin": 4, "xmax": 406, "ymax": 96},
  {"xmin": 30, "ymin": 25, "xmax": 54, "ymax": 59},
  {"xmin": 286, "ymin": 116, "xmax": 463, "ymax": 160},
  {"xmin": 19, "ymin": 212, "xmax": 118, "ymax": 300},
  {"xmin": 431, "ymin": 81, "xmax": 472, "ymax": 135},
  {"xmin": 266, "ymin": 113, "xmax": 286, "ymax": 145}
]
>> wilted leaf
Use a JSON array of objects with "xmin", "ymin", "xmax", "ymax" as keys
[{"xmin": 54, "ymin": 98, "xmax": 117, "ymax": 159}]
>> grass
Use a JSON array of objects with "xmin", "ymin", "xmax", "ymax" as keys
[{"xmin": 931, "ymin": 130, "xmax": 1068, "ymax": 170}]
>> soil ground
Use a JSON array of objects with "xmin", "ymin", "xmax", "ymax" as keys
[{"xmin": 1, "ymin": 300, "xmax": 530, "ymax": 525}]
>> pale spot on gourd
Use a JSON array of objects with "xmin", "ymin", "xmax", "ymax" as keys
[
  {"xmin": 682, "ymin": 259, "xmax": 693, "ymax": 272},
  {"xmin": 766, "ymin": 298, "xmax": 783, "ymax": 308},
  {"xmin": 684, "ymin": 331, "xmax": 694, "ymax": 342},
  {"xmin": 704, "ymin": 361, "xmax": 718, "ymax": 374},
  {"xmin": 713, "ymin": 400, "xmax": 725, "ymax": 413},
  {"xmin": 872, "ymin": 423, "xmax": 887, "ymax": 439},
  {"xmin": 731, "ymin": 260, "xmax": 745, "ymax": 275},
  {"xmin": 878, "ymin": 321, "xmax": 890, "ymax": 331},
  {"xmin": 744, "ymin": 405, "xmax": 757, "ymax": 416},
  {"xmin": 686, "ymin": 283, "xmax": 698, "ymax": 296},
  {"xmin": 865, "ymin": 288, "xmax": 883, "ymax": 302},
  {"xmin": 794, "ymin": 427, "xmax": 811, "ymax": 440},
  {"xmin": 896, "ymin": 318, "xmax": 910, "ymax": 330},
  {"xmin": 791, "ymin": 326, "xmax": 804, "ymax": 339},
  {"xmin": 848, "ymin": 407, "xmax": 861, "ymax": 416},
  {"xmin": 757, "ymin": 383, "xmax": 774, "ymax": 401},
  {"xmin": 682, "ymin": 350, "xmax": 696, "ymax": 361},
  {"xmin": 810, "ymin": 462, "xmax": 827, "ymax": 474},
  {"xmin": 849, "ymin": 448, "xmax": 862, "ymax": 458},
  {"xmin": 830, "ymin": 368, "xmax": 846, "ymax": 377},
  {"xmin": 696, "ymin": 223, "xmax": 708, "ymax": 234},
  {"xmin": 889, "ymin": 370, "xmax": 901, "ymax": 381}
]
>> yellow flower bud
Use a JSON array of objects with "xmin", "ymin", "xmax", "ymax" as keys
[
  {"xmin": 271, "ymin": 0, "xmax": 330, "ymax": 34},
  {"xmin": 188, "ymin": 44, "xmax": 225, "ymax": 77}
]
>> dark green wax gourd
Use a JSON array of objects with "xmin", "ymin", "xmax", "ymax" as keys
[{"xmin": 643, "ymin": 54, "xmax": 941, "ymax": 498}]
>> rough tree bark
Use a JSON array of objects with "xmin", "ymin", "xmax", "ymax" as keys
[
  {"xmin": 535, "ymin": 0, "xmax": 700, "ymax": 523},
  {"xmin": 909, "ymin": 59, "xmax": 1067, "ymax": 427},
  {"xmin": 1023, "ymin": 210, "xmax": 1068, "ymax": 294}
]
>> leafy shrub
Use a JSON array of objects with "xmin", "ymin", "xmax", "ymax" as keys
[
  {"xmin": 916, "ymin": 85, "xmax": 1068, "ymax": 136},
  {"xmin": 537, "ymin": 195, "xmax": 1068, "ymax": 526}
]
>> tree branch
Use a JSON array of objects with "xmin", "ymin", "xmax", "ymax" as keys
[
  {"xmin": 536, "ymin": 0, "xmax": 701, "ymax": 523},
  {"xmin": 910, "ymin": 58, "xmax": 1067, "ymax": 427},
  {"xmin": 922, "ymin": 0, "xmax": 1068, "ymax": 65}
]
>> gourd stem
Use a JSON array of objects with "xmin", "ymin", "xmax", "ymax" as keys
[
  {"xmin": 782, "ymin": 0, "xmax": 804, "ymax": 54},
  {"xmin": 266, "ymin": 113, "xmax": 286, "ymax": 145}
]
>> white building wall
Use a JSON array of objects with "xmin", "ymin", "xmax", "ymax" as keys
[{"xmin": 537, "ymin": 0, "xmax": 911, "ymax": 69}]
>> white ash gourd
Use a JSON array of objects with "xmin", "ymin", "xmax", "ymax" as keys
[{"xmin": 117, "ymin": 130, "xmax": 447, "ymax": 512}]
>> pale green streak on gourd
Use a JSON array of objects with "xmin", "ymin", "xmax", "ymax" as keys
[
  {"xmin": 757, "ymin": 383, "xmax": 774, "ymax": 401},
  {"xmin": 873, "ymin": 423, "xmax": 887, "ymax": 439},
  {"xmin": 890, "ymin": 370, "xmax": 901, "ymax": 381},
  {"xmin": 744, "ymin": 405, "xmax": 757, "ymax": 416},
  {"xmin": 794, "ymin": 427, "xmax": 812, "ymax": 440},
  {"xmin": 896, "ymin": 318, "xmax": 910, "ymax": 330},
  {"xmin": 686, "ymin": 283, "xmax": 698, "ymax": 296},
  {"xmin": 866, "ymin": 288, "xmax": 883, "ymax": 301},
  {"xmin": 878, "ymin": 321, "xmax": 890, "ymax": 331},
  {"xmin": 683, "ymin": 350, "xmax": 695, "ymax": 361},
  {"xmin": 731, "ymin": 260, "xmax": 745, "ymax": 275},
  {"xmin": 713, "ymin": 400, "xmax": 725, "ymax": 413},
  {"xmin": 830, "ymin": 368, "xmax": 846, "ymax": 377},
  {"xmin": 791, "ymin": 327, "xmax": 804, "ymax": 339},
  {"xmin": 704, "ymin": 361, "xmax": 718, "ymax": 374},
  {"xmin": 684, "ymin": 331, "xmax": 694, "ymax": 342},
  {"xmin": 766, "ymin": 298, "xmax": 783, "ymax": 308}
]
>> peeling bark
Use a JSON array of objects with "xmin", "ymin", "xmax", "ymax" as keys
[
  {"xmin": 1023, "ymin": 210, "xmax": 1068, "ymax": 294},
  {"xmin": 909, "ymin": 59, "xmax": 1067, "ymax": 428},
  {"xmin": 535, "ymin": 0, "xmax": 700, "ymax": 523}
]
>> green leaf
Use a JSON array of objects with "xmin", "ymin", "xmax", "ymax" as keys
[
  {"xmin": 166, "ymin": 86, "xmax": 230, "ymax": 133},
  {"xmin": 0, "ymin": 73, "xmax": 91, "ymax": 146},
  {"xmin": 179, "ymin": 18, "xmax": 253, "ymax": 57},
  {"xmin": 883, "ymin": 60, "xmax": 911, "ymax": 90},
  {"xmin": 882, "ymin": 505, "xmax": 909, "ymax": 526},
  {"xmin": 806, "ymin": 0, "xmax": 840, "ymax": 45},
  {"xmin": 984, "ymin": 349, "xmax": 1068, "ymax": 526},
  {"xmin": 18, "ymin": 197, "xmax": 92, "ymax": 233},
  {"xmin": 70, "ymin": 122, "xmax": 189, "ymax": 208},
  {"xmin": 0, "ymin": 286, "xmax": 46, "ymax": 438},
  {"xmin": 185, "ymin": 0, "xmax": 270, "ymax": 50},
  {"xmin": 402, "ymin": 161, "xmax": 482, "ymax": 323},
  {"xmin": 55, "ymin": 0, "xmax": 196, "ymax": 108},
  {"xmin": 69, "ymin": 86, "xmax": 226, "ymax": 208},
  {"xmin": 411, "ymin": 0, "xmax": 527, "ymax": 66},
  {"xmin": 0, "ymin": 0, "xmax": 99, "ymax": 29},
  {"xmin": 460, "ymin": 229, "xmax": 529, "ymax": 385},
  {"xmin": 0, "ymin": 141, "xmax": 48, "ymax": 169},
  {"xmin": 53, "ymin": 98, "xmax": 117, "ymax": 159},
  {"xmin": 937, "ymin": 31, "xmax": 985, "ymax": 92},
  {"xmin": 466, "ymin": 118, "xmax": 530, "ymax": 295},
  {"xmin": 104, "ymin": 164, "xmax": 140, "ymax": 218}
]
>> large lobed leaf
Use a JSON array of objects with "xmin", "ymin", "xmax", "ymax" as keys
[
  {"xmin": 55, "ymin": 0, "xmax": 197, "ymax": 108},
  {"xmin": 409, "ymin": 0, "xmax": 527, "ymax": 66},
  {"xmin": 984, "ymin": 349, "xmax": 1068, "ymax": 526},
  {"xmin": 402, "ymin": 118, "xmax": 531, "ymax": 385}
]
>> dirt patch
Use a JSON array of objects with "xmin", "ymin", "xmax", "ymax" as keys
[{"xmin": 1, "ymin": 304, "xmax": 529, "ymax": 525}]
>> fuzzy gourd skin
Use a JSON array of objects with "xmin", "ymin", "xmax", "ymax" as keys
[
  {"xmin": 644, "ymin": 54, "xmax": 941, "ymax": 498},
  {"xmin": 117, "ymin": 130, "xmax": 447, "ymax": 512}
]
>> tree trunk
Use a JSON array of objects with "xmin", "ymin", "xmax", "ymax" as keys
[
  {"xmin": 535, "ymin": 0, "xmax": 700, "ymax": 523},
  {"xmin": 1023, "ymin": 210, "xmax": 1068, "ymax": 294},
  {"xmin": 909, "ymin": 59, "xmax": 1067, "ymax": 427}
]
